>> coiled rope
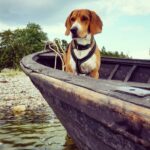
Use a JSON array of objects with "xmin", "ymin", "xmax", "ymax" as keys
[{"xmin": 44, "ymin": 40, "xmax": 66, "ymax": 71}]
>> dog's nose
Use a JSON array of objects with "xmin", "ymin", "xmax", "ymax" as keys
[{"xmin": 70, "ymin": 27, "xmax": 78, "ymax": 35}]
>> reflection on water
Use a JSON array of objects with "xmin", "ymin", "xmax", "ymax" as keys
[
  {"xmin": 0, "ymin": 107, "xmax": 78, "ymax": 150},
  {"xmin": 0, "ymin": 73, "xmax": 78, "ymax": 150},
  {"xmin": 0, "ymin": 122, "xmax": 77, "ymax": 150}
]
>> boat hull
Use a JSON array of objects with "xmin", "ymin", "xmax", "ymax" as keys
[
  {"xmin": 20, "ymin": 51, "xmax": 150, "ymax": 150},
  {"xmin": 29, "ymin": 73, "xmax": 150, "ymax": 150}
]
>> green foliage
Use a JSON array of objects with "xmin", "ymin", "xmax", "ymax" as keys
[
  {"xmin": 101, "ymin": 46, "xmax": 130, "ymax": 58},
  {"xmin": 0, "ymin": 27, "xmax": 130, "ymax": 71},
  {"xmin": 0, "ymin": 23, "xmax": 48, "ymax": 70},
  {"xmin": 53, "ymin": 39, "xmax": 130, "ymax": 59},
  {"xmin": 61, "ymin": 39, "xmax": 68, "ymax": 51},
  {"xmin": 53, "ymin": 38, "xmax": 68, "ymax": 53}
]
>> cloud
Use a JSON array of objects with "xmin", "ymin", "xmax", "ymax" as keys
[
  {"xmin": 0, "ymin": 0, "xmax": 73, "ymax": 24},
  {"xmin": 121, "ymin": 25, "xmax": 145, "ymax": 32},
  {"xmin": 1, "ymin": 0, "xmax": 150, "ymax": 27},
  {"xmin": 120, "ymin": 0, "xmax": 150, "ymax": 15},
  {"xmin": 0, "ymin": 21, "xmax": 25, "ymax": 31},
  {"xmin": 76, "ymin": 0, "xmax": 150, "ymax": 16},
  {"xmin": 0, "ymin": 0, "xmax": 149, "ymax": 59},
  {"xmin": 73, "ymin": 0, "xmax": 150, "ymax": 27},
  {"xmin": 43, "ymin": 23, "xmax": 66, "ymax": 39}
]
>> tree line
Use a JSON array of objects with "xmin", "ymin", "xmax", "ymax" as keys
[
  {"xmin": 0, "ymin": 23, "xmax": 130, "ymax": 71},
  {"xmin": 0, "ymin": 23, "xmax": 48, "ymax": 70},
  {"xmin": 101, "ymin": 46, "xmax": 130, "ymax": 58}
]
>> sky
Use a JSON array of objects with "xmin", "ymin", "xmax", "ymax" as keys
[{"xmin": 0, "ymin": 0, "xmax": 150, "ymax": 59}]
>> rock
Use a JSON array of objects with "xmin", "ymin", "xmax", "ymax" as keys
[
  {"xmin": 0, "ymin": 70, "xmax": 52, "ymax": 122},
  {"xmin": 0, "ymin": 80, "xmax": 8, "ymax": 83},
  {"xmin": 12, "ymin": 105, "xmax": 26, "ymax": 116},
  {"xmin": 0, "ymin": 142, "xmax": 3, "ymax": 150}
]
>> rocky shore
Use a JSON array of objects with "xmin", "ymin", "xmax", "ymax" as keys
[
  {"xmin": 0, "ymin": 69, "xmax": 78, "ymax": 150},
  {"xmin": 0, "ymin": 69, "xmax": 54, "ymax": 123}
]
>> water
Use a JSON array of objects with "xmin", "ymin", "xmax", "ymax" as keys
[
  {"xmin": 0, "ymin": 105, "xmax": 78, "ymax": 150},
  {"xmin": 0, "ymin": 73, "xmax": 78, "ymax": 150}
]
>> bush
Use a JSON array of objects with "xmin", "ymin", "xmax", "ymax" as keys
[
  {"xmin": 0, "ymin": 26, "xmax": 130, "ymax": 71},
  {"xmin": 0, "ymin": 23, "xmax": 48, "ymax": 71},
  {"xmin": 101, "ymin": 46, "xmax": 130, "ymax": 58},
  {"xmin": 54, "ymin": 41, "xmax": 130, "ymax": 59}
]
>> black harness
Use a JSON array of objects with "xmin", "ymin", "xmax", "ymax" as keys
[
  {"xmin": 71, "ymin": 39, "xmax": 96, "ymax": 74},
  {"xmin": 73, "ymin": 40, "xmax": 91, "ymax": 50}
]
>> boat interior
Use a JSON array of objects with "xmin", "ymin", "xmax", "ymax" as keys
[
  {"xmin": 20, "ymin": 50, "xmax": 150, "ymax": 150},
  {"xmin": 34, "ymin": 51, "xmax": 150, "ymax": 85},
  {"xmin": 21, "ymin": 50, "xmax": 150, "ymax": 115}
]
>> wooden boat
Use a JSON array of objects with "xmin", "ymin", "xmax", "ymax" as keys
[{"xmin": 20, "ymin": 50, "xmax": 150, "ymax": 150}]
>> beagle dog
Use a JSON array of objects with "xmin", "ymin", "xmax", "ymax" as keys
[{"xmin": 64, "ymin": 9, "xmax": 103, "ymax": 79}]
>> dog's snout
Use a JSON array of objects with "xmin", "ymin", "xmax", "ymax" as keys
[{"xmin": 70, "ymin": 27, "xmax": 78, "ymax": 34}]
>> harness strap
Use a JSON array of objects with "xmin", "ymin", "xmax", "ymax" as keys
[{"xmin": 71, "ymin": 39, "xmax": 96, "ymax": 74}]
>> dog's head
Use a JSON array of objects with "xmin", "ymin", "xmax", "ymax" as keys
[{"xmin": 65, "ymin": 9, "xmax": 103, "ymax": 38}]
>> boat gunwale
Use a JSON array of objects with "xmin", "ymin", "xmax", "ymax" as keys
[{"xmin": 20, "ymin": 51, "xmax": 150, "ymax": 109}]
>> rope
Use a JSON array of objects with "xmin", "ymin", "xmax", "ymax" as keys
[{"xmin": 44, "ymin": 41, "xmax": 66, "ymax": 71}]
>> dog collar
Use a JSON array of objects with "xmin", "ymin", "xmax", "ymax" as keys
[
  {"xmin": 72, "ymin": 36, "xmax": 94, "ymax": 51},
  {"xmin": 73, "ymin": 41, "xmax": 91, "ymax": 50}
]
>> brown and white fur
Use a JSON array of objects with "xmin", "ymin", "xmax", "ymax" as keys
[{"xmin": 64, "ymin": 9, "xmax": 103, "ymax": 79}]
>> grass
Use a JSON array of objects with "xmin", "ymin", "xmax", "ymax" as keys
[{"xmin": 0, "ymin": 69, "xmax": 23, "ymax": 77}]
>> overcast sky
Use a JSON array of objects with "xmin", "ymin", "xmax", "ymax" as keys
[{"xmin": 0, "ymin": 0, "xmax": 150, "ymax": 59}]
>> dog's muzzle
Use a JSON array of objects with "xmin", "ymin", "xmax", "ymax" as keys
[{"xmin": 70, "ymin": 27, "xmax": 78, "ymax": 38}]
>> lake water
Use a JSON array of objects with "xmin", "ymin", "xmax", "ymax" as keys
[
  {"xmin": 0, "ymin": 106, "xmax": 78, "ymax": 150},
  {"xmin": 0, "ymin": 72, "xmax": 78, "ymax": 150}
]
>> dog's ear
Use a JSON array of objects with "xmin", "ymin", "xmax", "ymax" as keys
[
  {"xmin": 89, "ymin": 11, "xmax": 103, "ymax": 35},
  {"xmin": 65, "ymin": 11, "xmax": 74, "ymax": 35}
]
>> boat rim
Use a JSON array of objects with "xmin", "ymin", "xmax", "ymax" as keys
[{"xmin": 20, "ymin": 51, "xmax": 150, "ymax": 109}]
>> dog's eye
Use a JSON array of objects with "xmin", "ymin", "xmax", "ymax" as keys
[
  {"xmin": 70, "ymin": 17, "xmax": 75, "ymax": 22},
  {"xmin": 81, "ymin": 16, "xmax": 88, "ymax": 21}
]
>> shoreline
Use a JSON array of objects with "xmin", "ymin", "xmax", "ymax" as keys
[{"xmin": 0, "ymin": 69, "xmax": 54, "ymax": 123}]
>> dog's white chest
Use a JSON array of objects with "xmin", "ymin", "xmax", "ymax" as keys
[{"xmin": 70, "ymin": 48, "xmax": 96, "ymax": 74}]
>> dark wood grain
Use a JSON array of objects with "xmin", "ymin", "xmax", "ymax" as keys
[
  {"xmin": 108, "ymin": 64, "xmax": 119, "ymax": 80},
  {"xmin": 29, "ymin": 72, "xmax": 150, "ymax": 150},
  {"xmin": 124, "ymin": 65, "xmax": 137, "ymax": 82},
  {"xmin": 20, "ymin": 51, "xmax": 150, "ymax": 108},
  {"xmin": 20, "ymin": 51, "xmax": 150, "ymax": 150}
]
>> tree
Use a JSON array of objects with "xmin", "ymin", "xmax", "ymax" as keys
[
  {"xmin": 61, "ymin": 39, "xmax": 68, "ymax": 51},
  {"xmin": 0, "ymin": 23, "xmax": 48, "ymax": 70},
  {"xmin": 101, "ymin": 46, "xmax": 130, "ymax": 58}
]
